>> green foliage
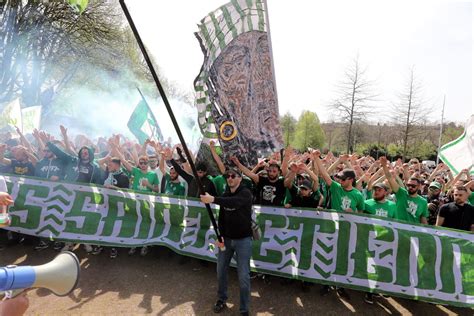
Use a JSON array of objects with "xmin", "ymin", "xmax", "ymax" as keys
[
  {"xmin": 441, "ymin": 123, "xmax": 464, "ymax": 145},
  {"xmin": 280, "ymin": 112, "xmax": 297, "ymax": 147},
  {"xmin": 293, "ymin": 110, "xmax": 325, "ymax": 151},
  {"xmin": 387, "ymin": 143, "xmax": 402, "ymax": 159},
  {"xmin": 411, "ymin": 140, "xmax": 437, "ymax": 160}
]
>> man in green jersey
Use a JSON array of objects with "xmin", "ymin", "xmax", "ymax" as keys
[
  {"xmin": 162, "ymin": 167, "xmax": 186, "ymax": 196},
  {"xmin": 364, "ymin": 183, "xmax": 397, "ymax": 219},
  {"xmin": 380, "ymin": 157, "xmax": 428, "ymax": 224},
  {"xmin": 314, "ymin": 150, "xmax": 364, "ymax": 213},
  {"xmin": 362, "ymin": 182, "xmax": 397, "ymax": 305},
  {"xmin": 314, "ymin": 150, "xmax": 363, "ymax": 299}
]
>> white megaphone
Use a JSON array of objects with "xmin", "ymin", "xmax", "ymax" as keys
[{"xmin": 0, "ymin": 251, "xmax": 80, "ymax": 296}]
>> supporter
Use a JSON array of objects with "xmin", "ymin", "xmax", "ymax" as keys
[
  {"xmin": 0, "ymin": 144, "xmax": 36, "ymax": 176},
  {"xmin": 34, "ymin": 143, "xmax": 64, "ymax": 181},
  {"xmin": 159, "ymin": 148, "xmax": 185, "ymax": 196},
  {"xmin": 380, "ymin": 157, "xmax": 428, "ymax": 224},
  {"xmin": 424, "ymin": 181, "xmax": 447, "ymax": 225},
  {"xmin": 313, "ymin": 150, "xmax": 362, "ymax": 299},
  {"xmin": 200, "ymin": 167, "xmax": 253, "ymax": 316},
  {"xmin": 436, "ymin": 185, "xmax": 474, "ymax": 232},
  {"xmin": 169, "ymin": 147, "xmax": 216, "ymax": 198},
  {"xmin": 231, "ymin": 156, "xmax": 288, "ymax": 207}
]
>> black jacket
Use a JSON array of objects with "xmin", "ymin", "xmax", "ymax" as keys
[
  {"xmin": 170, "ymin": 159, "xmax": 216, "ymax": 197},
  {"xmin": 214, "ymin": 184, "xmax": 253, "ymax": 239}
]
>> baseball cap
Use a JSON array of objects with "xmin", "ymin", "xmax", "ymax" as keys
[
  {"xmin": 429, "ymin": 181, "xmax": 442, "ymax": 190},
  {"xmin": 337, "ymin": 169, "xmax": 356, "ymax": 180},
  {"xmin": 299, "ymin": 179, "xmax": 312, "ymax": 190},
  {"xmin": 225, "ymin": 167, "xmax": 242, "ymax": 177},
  {"xmin": 373, "ymin": 183, "xmax": 388, "ymax": 190}
]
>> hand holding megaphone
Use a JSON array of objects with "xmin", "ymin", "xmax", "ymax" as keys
[{"xmin": 0, "ymin": 252, "xmax": 81, "ymax": 297}]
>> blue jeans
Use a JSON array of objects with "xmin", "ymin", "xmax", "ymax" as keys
[{"xmin": 217, "ymin": 236, "xmax": 252, "ymax": 313}]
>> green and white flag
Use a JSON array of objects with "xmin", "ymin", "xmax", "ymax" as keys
[
  {"xmin": 194, "ymin": 0, "xmax": 267, "ymax": 142},
  {"xmin": 127, "ymin": 99, "xmax": 163, "ymax": 144},
  {"xmin": 438, "ymin": 115, "xmax": 474, "ymax": 175},
  {"xmin": 2, "ymin": 175, "xmax": 474, "ymax": 308},
  {"xmin": 67, "ymin": 0, "xmax": 89, "ymax": 14}
]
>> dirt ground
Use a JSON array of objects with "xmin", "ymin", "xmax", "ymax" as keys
[{"xmin": 1, "ymin": 242, "xmax": 472, "ymax": 316}]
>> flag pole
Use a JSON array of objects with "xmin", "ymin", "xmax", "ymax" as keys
[
  {"xmin": 436, "ymin": 95, "xmax": 445, "ymax": 165},
  {"xmin": 120, "ymin": 0, "xmax": 224, "ymax": 247},
  {"xmin": 136, "ymin": 87, "xmax": 163, "ymax": 142}
]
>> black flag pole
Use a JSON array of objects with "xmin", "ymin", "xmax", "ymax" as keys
[{"xmin": 120, "ymin": 0, "xmax": 224, "ymax": 248}]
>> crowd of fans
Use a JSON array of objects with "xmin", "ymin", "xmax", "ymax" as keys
[{"xmin": 0, "ymin": 125, "xmax": 473, "ymax": 305}]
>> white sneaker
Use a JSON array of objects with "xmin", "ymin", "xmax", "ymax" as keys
[
  {"xmin": 140, "ymin": 246, "xmax": 148, "ymax": 257},
  {"xmin": 84, "ymin": 244, "xmax": 93, "ymax": 253}
]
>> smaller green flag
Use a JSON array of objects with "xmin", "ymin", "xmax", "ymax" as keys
[
  {"xmin": 127, "ymin": 100, "xmax": 163, "ymax": 144},
  {"xmin": 67, "ymin": 0, "xmax": 89, "ymax": 14}
]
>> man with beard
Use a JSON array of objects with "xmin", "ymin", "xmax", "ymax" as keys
[
  {"xmin": 436, "ymin": 186, "xmax": 474, "ymax": 232},
  {"xmin": 424, "ymin": 181, "xmax": 447, "ymax": 225},
  {"xmin": 169, "ymin": 151, "xmax": 216, "ymax": 198},
  {"xmin": 161, "ymin": 167, "xmax": 186, "ymax": 196},
  {"xmin": 34, "ymin": 143, "xmax": 64, "ymax": 181},
  {"xmin": 47, "ymin": 142, "xmax": 103, "ymax": 185},
  {"xmin": 380, "ymin": 157, "xmax": 428, "ymax": 224},
  {"xmin": 363, "ymin": 182, "xmax": 397, "ymax": 304},
  {"xmin": 231, "ymin": 156, "xmax": 287, "ymax": 207}
]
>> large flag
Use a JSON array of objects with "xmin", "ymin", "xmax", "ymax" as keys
[
  {"xmin": 194, "ymin": 0, "xmax": 283, "ymax": 166},
  {"xmin": 0, "ymin": 98, "xmax": 22, "ymax": 131},
  {"xmin": 438, "ymin": 115, "xmax": 474, "ymax": 175},
  {"xmin": 127, "ymin": 99, "xmax": 163, "ymax": 144}
]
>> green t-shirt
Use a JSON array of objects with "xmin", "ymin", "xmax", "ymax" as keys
[
  {"xmin": 329, "ymin": 181, "xmax": 365, "ymax": 212},
  {"xmin": 131, "ymin": 167, "xmax": 159, "ymax": 193},
  {"xmin": 364, "ymin": 199, "xmax": 396, "ymax": 218},
  {"xmin": 394, "ymin": 187, "xmax": 428, "ymax": 223},
  {"xmin": 468, "ymin": 192, "xmax": 474, "ymax": 206},
  {"xmin": 212, "ymin": 175, "xmax": 227, "ymax": 197},
  {"xmin": 162, "ymin": 173, "xmax": 185, "ymax": 196}
]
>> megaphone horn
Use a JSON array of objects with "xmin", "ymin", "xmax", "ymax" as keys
[{"xmin": 0, "ymin": 251, "xmax": 80, "ymax": 296}]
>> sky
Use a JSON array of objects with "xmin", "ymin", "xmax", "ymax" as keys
[{"xmin": 126, "ymin": 0, "xmax": 473, "ymax": 125}]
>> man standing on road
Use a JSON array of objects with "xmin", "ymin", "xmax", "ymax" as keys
[{"xmin": 200, "ymin": 167, "xmax": 253, "ymax": 316}]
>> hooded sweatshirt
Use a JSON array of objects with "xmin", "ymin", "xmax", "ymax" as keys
[{"xmin": 46, "ymin": 142, "xmax": 102, "ymax": 184}]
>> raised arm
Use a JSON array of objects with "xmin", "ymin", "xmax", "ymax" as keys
[
  {"xmin": 15, "ymin": 126, "xmax": 36, "ymax": 155},
  {"xmin": 209, "ymin": 141, "xmax": 225, "ymax": 174},
  {"xmin": 380, "ymin": 156, "xmax": 400, "ymax": 193},
  {"xmin": 313, "ymin": 150, "xmax": 332, "ymax": 186},
  {"xmin": 230, "ymin": 156, "xmax": 259, "ymax": 184}
]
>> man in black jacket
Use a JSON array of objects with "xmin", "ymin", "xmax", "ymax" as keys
[{"xmin": 200, "ymin": 167, "xmax": 253, "ymax": 316}]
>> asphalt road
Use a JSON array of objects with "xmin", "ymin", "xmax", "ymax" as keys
[{"xmin": 1, "ymin": 242, "xmax": 472, "ymax": 316}]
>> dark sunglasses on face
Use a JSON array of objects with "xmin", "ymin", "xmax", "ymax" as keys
[
  {"xmin": 139, "ymin": 161, "xmax": 147, "ymax": 165},
  {"xmin": 225, "ymin": 173, "xmax": 237, "ymax": 179},
  {"xmin": 407, "ymin": 183, "xmax": 417, "ymax": 188}
]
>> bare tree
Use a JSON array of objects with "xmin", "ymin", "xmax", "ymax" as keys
[
  {"xmin": 328, "ymin": 55, "xmax": 377, "ymax": 153},
  {"xmin": 391, "ymin": 66, "xmax": 432, "ymax": 160}
]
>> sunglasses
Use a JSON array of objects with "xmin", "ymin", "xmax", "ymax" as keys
[
  {"xmin": 407, "ymin": 183, "xmax": 418, "ymax": 188},
  {"xmin": 224, "ymin": 173, "xmax": 238, "ymax": 179},
  {"xmin": 138, "ymin": 161, "xmax": 147, "ymax": 165}
]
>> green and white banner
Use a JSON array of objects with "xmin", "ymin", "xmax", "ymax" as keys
[{"xmin": 1, "ymin": 175, "xmax": 473, "ymax": 308}]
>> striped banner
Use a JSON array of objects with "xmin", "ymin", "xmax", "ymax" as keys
[{"xmin": 194, "ymin": 0, "xmax": 266, "ymax": 143}]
